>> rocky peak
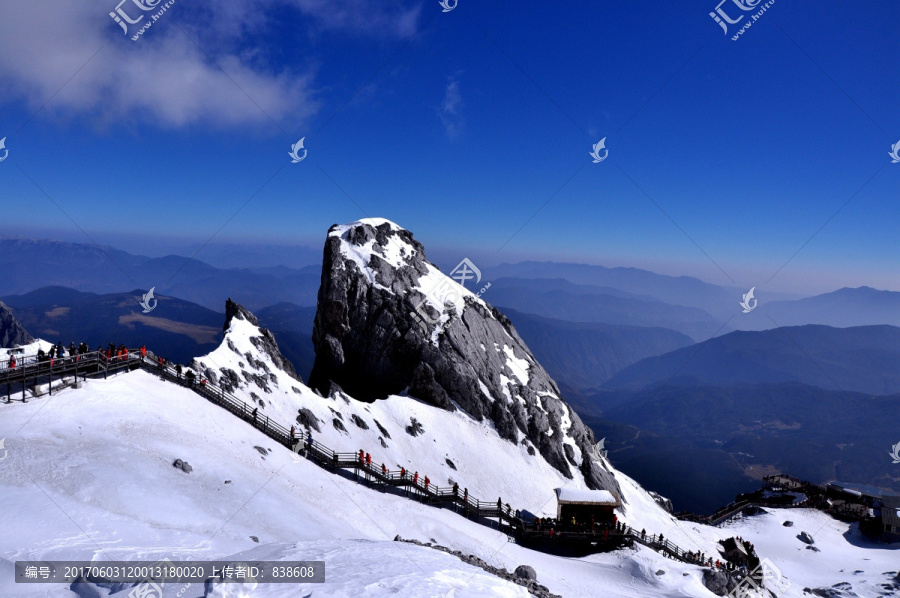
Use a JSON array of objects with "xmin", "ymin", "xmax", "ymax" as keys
[
  {"xmin": 224, "ymin": 298, "xmax": 260, "ymax": 330},
  {"xmin": 192, "ymin": 300, "xmax": 300, "ymax": 396},
  {"xmin": 0, "ymin": 301, "xmax": 33, "ymax": 347},
  {"xmin": 309, "ymin": 218, "xmax": 621, "ymax": 495}
]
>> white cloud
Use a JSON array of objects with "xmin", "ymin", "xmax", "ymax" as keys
[
  {"xmin": 0, "ymin": 0, "xmax": 422, "ymax": 129},
  {"xmin": 439, "ymin": 76, "xmax": 464, "ymax": 138},
  {"xmin": 287, "ymin": 0, "xmax": 423, "ymax": 38}
]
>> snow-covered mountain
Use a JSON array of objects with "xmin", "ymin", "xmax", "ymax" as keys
[
  {"xmin": 1, "ymin": 219, "xmax": 898, "ymax": 597},
  {"xmin": 308, "ymin": 219, "xmax": 617, "ymax": 495},
  {"xmin": 190, "ymin": 294, "xmax": 616, "ymax": 525}
]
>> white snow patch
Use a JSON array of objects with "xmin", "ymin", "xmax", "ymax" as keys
[{"xmin": 502, "ymin": 345, "xmax": 530, "ymax": 386}]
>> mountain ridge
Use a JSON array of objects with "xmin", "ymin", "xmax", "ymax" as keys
[{"xmin": 605, "ymin": 323, "xmax": 900, "ymax": 395}]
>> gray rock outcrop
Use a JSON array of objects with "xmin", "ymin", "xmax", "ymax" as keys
[
  {"xmin": 0, "ymin": 301, "xmax": 33, "ymax": 347},
  {"xmin": 649, "ymin": 491, "xmax": 673, "ymax": 513},
  {"xmin": 514, "ymin": 565, "xmax": 537, "ymax": 581},
  {"xmin": 308, "ymin": 219, "xmax": 620, "ymax": 493},
  {"xmin": 702, "ymin": 569, "xmax": 738, "ymax": 596}
]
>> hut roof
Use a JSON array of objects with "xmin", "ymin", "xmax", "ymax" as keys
[{"xmin": 555, "ymin": 488, "xmax": 618, "ymax": 506}]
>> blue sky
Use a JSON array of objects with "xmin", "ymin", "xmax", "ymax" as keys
[{"xmin": 0, "ymin": 0, "xmax": 897, "ymax": 294}]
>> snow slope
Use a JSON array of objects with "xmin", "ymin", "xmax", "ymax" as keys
[
  {"xmin": 1, "ymin": 369, "xmax": 897, "ymax": 597},
  {"xmin": 186, "ymin": 304, "xmax": 900, "ymax": 597},
  {"xmin": 192, "ymin": 315, "xmax": 586, "ymax": 518},
  {"xmin": 0, "ymin": 372, "xmax": 713, "ymax": 598}
]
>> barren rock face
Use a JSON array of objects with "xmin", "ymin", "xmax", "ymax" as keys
[
  {"xmin": 0, "ymin": 301, "xmax": 33, "ymax": 347},
  {"xmin": 308, "ymin": 218, "xmax": 621, "ymax": 494}
]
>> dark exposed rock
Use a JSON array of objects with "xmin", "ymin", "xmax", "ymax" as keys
[
  {"xmin": 296, "ymin": 408, "xmax": 322, "ymax": 432},
  {"xmin": 445, "ymin": 458, "xmax": 456, "ymax": 470},
  {"xmin": 514, "ymin": 565, "xmax": 537, "ymax": 581},
  {"xmin": 0, "ymin": 301, "xmax": 32, "ymax": 347},
  {"xmin": 250, "ymin": 536, "xmax": 259, "ymax": 543},
  {"xmin": 252, "ymin": 446, "xmax": 267, "ymax": 456},
  {"xmin": 379, "ymin": 437, "xmax": 388, "ymax": 448},
  {"xmin": 783, "ymin": 520, "xmax": 794, "ymax": 527},
  {"xmin": 350, "ymin": 414, "xmax": 369, "ymax": 430},
  {"xmin": 172, "ymin": 459, "xmax": 192, "ymax": 473},
  {"xmin": 649, "ymin": 491, "xmax": 674, "ymax": 514},
  {"xmin": 803, "ymin": 584, "xmax": 857, "ymax": 597},
  {"xmin": 799, "ymin": 531, "xmax": 815, "ymax": 545},
  {"xmin": 333, "ymin": 418, "xmax": 347, "ymax": 433},
  {"xmin": 373, "ymin": 418, "xmax": 391, "ymax": 439},
  {"xmin": 308, "ymin": 219, "xmax": 621, "ymax": 494},
  {"xmin": 405, "ymin": 417, "xmax": 424, "ymax": 437},
  {"xmin": 702, "ymin": 569, "xmax": 738, "ymax": 596}
]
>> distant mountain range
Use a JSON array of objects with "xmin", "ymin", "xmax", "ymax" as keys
[
  {"xmin": 605, "ymin": 324, "xmax": 900, "ymax": 396},
  {"xmin": 255, "ymin": 302, "xmax": 318, "ymax": 380},
  {"xmin": 5, "ymin": 238, "xmax": 900, "ymax": 342},
  {"xmin": 2, "ymin": 287, "xmax": 224, "ymax": 365},
  {"xmin": 728, "ymin": 286, "xmax": 900, "ymax": 330},
  {"xmin": 580, "ymin": 382, "xmax": 900, "ymax": 513},
  {"xmin": 486, "ymin": 261, "xmax": 800, "ymax": 321},
  {"xmin": 0, "ymin": 239, "xmax": 321, "ymax": 311},
  {"xmin": 499, "ymin": 308, "xmax": 693, "ymax": 388},
  {"xmin": 0, "ymin": 287, "xmax": 321, "ymax": 379},
  {"xmin": 487, "ymin": 278, "xmax": 725, "ymax": 340}
]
